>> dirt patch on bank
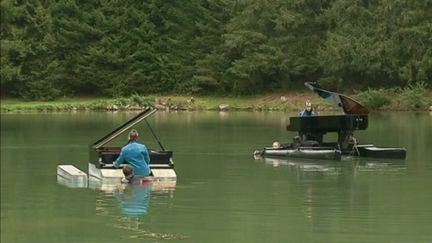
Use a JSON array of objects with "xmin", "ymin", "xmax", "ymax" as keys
[{"xmin": 254, "ymin": 91, "xmax": 334, "ymax": 111}]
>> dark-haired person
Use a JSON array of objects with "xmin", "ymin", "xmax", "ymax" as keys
[
  {"xmin": 114, "ymin": 129, "xmax": 151, "ymax": 182},
  {"xmin": 298, "ymin": 100, "xmax": 317, "ymax": 142}
]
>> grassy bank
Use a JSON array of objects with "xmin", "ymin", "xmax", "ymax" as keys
[
  {"xmin": 1, "ymin": 89, "xmax": 431, "ymax": 113},
  {"xmin": 0, "ymin": 94, "xmax": 308, "ymax": 112}
]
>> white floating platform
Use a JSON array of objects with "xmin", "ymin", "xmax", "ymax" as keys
[
  {"xmin": 87, "ymin": 163, "xmax": 177, "ymax": 192},
  {"xmin": 150, "ymin": 179, "xmax": 177, "ymax": 192},
  {"xmin": 88, "ymin": 176, "xmax": 126, "ymax": 192},
  {"xmin": 152, "ymin": 168, "xmax": 177, "ymax": 180},
  {"xmin": 57, "ymin": 164, "xmax": 176, "ymax": 192},
  {"xmin": 88, "ymin": 163, "xmax": 123, "ymax": 182},
  {"xmin": 57, "ymin": 165, "xmax": 88, "ymax": 188},
  {"xmin": 88, "ymin": 176, "xmax": 176, "ymax": 193},
  {"xmin": 88, "ymin": 163, "xmax": 177, "ymax": 181}
]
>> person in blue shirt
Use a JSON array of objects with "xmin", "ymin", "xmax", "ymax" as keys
[
  {"xmin": 299, "ymin": 100, "xmax": 316, "ymax": 117},
  {"xmin": 114, "ymin": 129, "xmax": 151, "ymax": 182}
]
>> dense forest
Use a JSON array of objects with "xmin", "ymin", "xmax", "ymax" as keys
[{"xmin": 1, "ymin": 0, "xmax": 431, "ymax": 100}]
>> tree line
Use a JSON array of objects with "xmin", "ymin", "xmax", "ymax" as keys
[{"xmin": 1, "ymin": 0, "xmax": 431, "ymax": 100}]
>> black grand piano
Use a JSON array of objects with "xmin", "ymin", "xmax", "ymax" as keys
[
  {"xmin": 254, "ymin": 83, "xmax": 406, "ymax": 160},
  {"xmin": 88, "ymin": 107, "xmax": 174, "ymax": 179}
]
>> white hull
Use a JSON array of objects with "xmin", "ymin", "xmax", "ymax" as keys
[{"xmin": 57, "ymin": 164, "xmax": 176, "ymax": 191}]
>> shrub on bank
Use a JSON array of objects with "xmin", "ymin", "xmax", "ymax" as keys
[
  {"xmin": 130, "ymin": 94, "xmax": 155, "ymax": 107},
  {"xmin": 88, "ymin": 101, "xmax": 109, "ymax": 110},
  {"xmin": 355, "ymin": 88, "xmax": 392, "ymax": 109},
  {"xmin": 113, "ymin": 97, "xmax": 130, "ymax": 106},
  {"xmin": 397, "ymin": 82, "xmax": 428, "ymax": 110}
]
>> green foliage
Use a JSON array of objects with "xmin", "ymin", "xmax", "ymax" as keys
[
  {"xmin": 355, "ymin": 88, "xmax": 392, "ymax": 109},
  {"xmin": 87, "ymin": 101, "xmax": 109, "ymax": 110},
  {"xmin": 398, "ymin": 82, "xmax": 429, "ymax": 109},
  {"xmin": 1, "ymin": 0, "xmax": 431, "ymax": 99},
  {"xmin": 113, "ymin": 97, "xmax": 130, "ymax": 106},
  {"xmin": 201, "ymin": 0, "xmax": 326, "ymax": 95},
  {"xmin": 1, "ymin": 0, "xmax": 62, "ymax": 100},
  {"xmin": 129, "ymin": 94, "xmax": 154, "ymax": 107},
  {"xmin": 319, "ymin": 0, "xmax": 432, "ymax": 89}
]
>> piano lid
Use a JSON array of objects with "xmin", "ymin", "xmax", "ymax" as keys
[
  {"xmin": 305, "ymin": 82, "xmax": 369, "ymax": 115},
  {"xmin": 91, "ymin": 107, "xmax": 157, "ymax": 149}
]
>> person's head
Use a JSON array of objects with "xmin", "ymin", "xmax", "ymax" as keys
[
  {"xmin": 272, "ymin": 141, "xmax": 281, "ymax": 148},
  {"xmin": 123, "ymin": 164, "xmax": 135, "ymax": 181},
  {"xmin": 305, "ymin": 100, "xmax": 312, "ymax": 112},
  {"xmin": 128, "ymin": 129, "xmax": 139, "ymax": 140}
]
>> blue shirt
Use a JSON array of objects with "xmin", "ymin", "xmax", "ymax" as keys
[
  {"xmin": 299, "ymin": 109, "xmax": 316, "ymax": 117},
  {"xmin": 114, "ymin": 140, "xmax": 151, "ymax": 176}
]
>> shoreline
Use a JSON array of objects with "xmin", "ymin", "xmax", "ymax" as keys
[{"xmin": 1, "ymin": 92, "xmax": 431, "ymax": 113}]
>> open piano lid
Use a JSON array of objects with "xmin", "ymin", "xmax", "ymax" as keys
[
  {"xmin": 305, "ymin": 82, "xmax": 369, "ymax": 115},
  {"xmin": 91, "ymin": 107, "xmax": 157, "ymax": 149}
]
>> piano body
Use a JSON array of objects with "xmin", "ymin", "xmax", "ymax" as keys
[
  {"xmin": 286, "ymin": 114, "xmax": 406, "ymax": 159},
  {"xmin": 88, "ymin": 107, "xmax": 176, "ymax": 181},
  {"xmin": 286, "ymin": 114, "xmax": 368, "ymax": 149}
]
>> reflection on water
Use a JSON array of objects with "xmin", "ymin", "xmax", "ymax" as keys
[
  {"xmin": 93, "ymin": 185, "xmax": 185, "ymax": 241},
  {"xmin": 86, "ymin": 178, "xmax": 176, "ymax": 217},
  {"xmin": 262, "ymin": 157, "xmax": 344, "ymax": 179},
  {"xmin": 260, "ymin": 156, "xmax": 406, "ymax": 176},
  {"xmin": 259, "ymin": 157, "xmax": 406, "ymax": 187},
  {"xmin": 114, "ymin": 182, "xmax": 152, "ymax": 217},
  {"xmin": 353, "ymin": 158, "xmax": 406, "ymax": 173},
  {"xmin": 107, "ymin": 220, "xmax": 188, "ymax": 241},
  {"xmin": 57, "ymin": 175, "xmax": 88, "ymax": 188},
  {"xmin": 86, "ymin": 178, "xmax": 183, "ymax": 240},
  {"xmin": 259, "ymin": 156, "xmax": 409, "ymax": 233}
]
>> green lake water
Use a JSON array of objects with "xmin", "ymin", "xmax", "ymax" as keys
[{"xmin": 1, "ymin": 111, "xmax": 431, "ymax": 243}]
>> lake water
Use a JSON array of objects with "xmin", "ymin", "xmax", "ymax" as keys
[{"xmin": 1, "ymin": 111, "xmax": 431, "ymax": 243}]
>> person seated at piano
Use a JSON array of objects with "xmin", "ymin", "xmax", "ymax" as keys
[
  {"xmin": 298, "ymin": 100, "xmax": 317, "ymax": 142},
  {"xmin": 299, "ymin": 100, "xmax": 316, "ymax": 117},
  {"xmin": 114, "ymin": 129, "xmax": 151, "ymax": 182}
]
